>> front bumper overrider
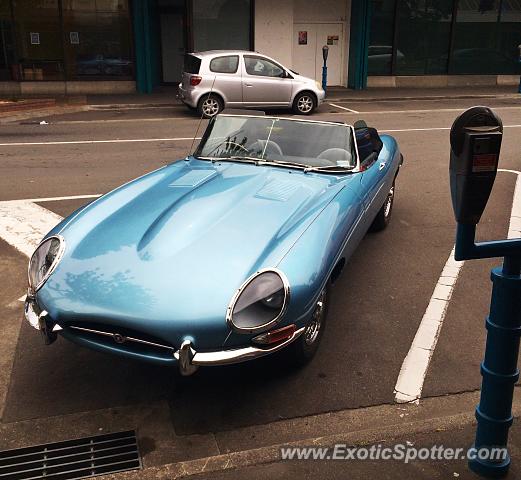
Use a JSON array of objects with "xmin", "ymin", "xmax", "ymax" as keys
[{"xmin": 24, "ymin": 296, "xmax": 304, "ymax": 376}]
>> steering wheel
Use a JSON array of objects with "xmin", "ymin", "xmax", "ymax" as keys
[{"xmin": 205, "ymin": 137, "xmax": 250, "ymax": 156}]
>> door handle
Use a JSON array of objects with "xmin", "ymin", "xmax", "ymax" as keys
[
  {"xmin": 379, "ymin": 162, "xmax": 386, "ymax": 171},
  {"xmin": 244, "ymin": 83, "xmax": 253, "ymax": 87}
]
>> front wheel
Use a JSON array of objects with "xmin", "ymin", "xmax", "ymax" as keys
[
  {"xmin": 197, "ymin": 94, "xmax": 223, "ymax": 118},
  {"xmin": 370, "ymin": 181, "xmax": 395, "ymax": 232},
  {"xmin": 292, "ymin": 92, "xmax": 316, "ymax": 115},
  {"xmin": 288, "ymin": 286, "xmax": 329, "ymax": 365}
]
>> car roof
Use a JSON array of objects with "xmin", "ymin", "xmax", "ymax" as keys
[{"xmin": 189, "ymin": 50, "xmax": 256, "ymax": 58}]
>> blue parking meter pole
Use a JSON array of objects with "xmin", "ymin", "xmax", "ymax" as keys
[
  {"xmin": 455, "ymin": 225, "xmax": 521, "ymax": 477},
  {"xmin": 518, "ymin": 45, "xmax": 521, "ymax": 94},
  {"xmin": 450, "ymin": 107, "xmax": 521, "ymax": 477},
  {"xmin": 322, "ymin": 45, "xmax": 329, "ymax": 95}
]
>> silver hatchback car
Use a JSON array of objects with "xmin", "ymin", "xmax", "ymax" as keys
[{"xmin": 178, "ymin": 50, "xmax": 325, "ymax": 118}]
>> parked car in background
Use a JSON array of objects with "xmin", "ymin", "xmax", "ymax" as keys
[
  {"xmin": 178, "ymin": 50, "xmax": 325, "ymax": 118},
  {"xmin": 24, "ymin": 113, "xmax": 402, "ymax": 376}
]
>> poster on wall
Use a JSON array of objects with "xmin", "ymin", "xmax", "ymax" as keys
[
  {"xmin": 327, "ymin": 35, "xmax": 339, "ymax": 46},
  {"xmin": 298, "ymin": 31, "xmax": 307, "ymax": 45},
  {"xmin": 30, "ymin": 32, "xmax": 40, "ymax": 45},
  {"xmin": 70, "ymin": 32, "xmax": 80, "ymax": 44}
]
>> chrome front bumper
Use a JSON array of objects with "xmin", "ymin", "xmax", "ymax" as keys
[{"xmin": 24, "ymin": 297, "xmax": 304, "ymax": 376}]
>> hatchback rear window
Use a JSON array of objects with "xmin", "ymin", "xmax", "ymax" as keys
[
  {"xmin": 210, "ymin": 55, "xmax": 239, "ymax": 74},
  {"xmin": 184, "ymin": 54, "xmax": 201, "ymax": 74}
]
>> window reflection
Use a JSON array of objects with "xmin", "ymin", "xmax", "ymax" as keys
[
  {"xmin": 395, "ymin": 0, "xmax": 453, "ymax": 75},
  {"xmin": 193, "ymin": 0, "xmax": 251, "ymax": 51}
]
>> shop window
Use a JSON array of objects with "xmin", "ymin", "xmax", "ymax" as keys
[
  {"xmin": 449, "ymin": 0, "xmax": 519, "ymax": 75},
  {"xmin": 0, "ymin": 3, "xmax": 16, "ymax": 81},
  {"xmin": 210, "ymin": 55, "xmax": 239, "ymax": 73},
  {"xmin": 395, "ymin": 0, "xmax": 453, "ymax": 75},
  {"xmin": 368, "ymin": 0, "xmax": 396, "ymax": 75},
  {"xmin": 12, "ymin": 0, "xmax": 64, "ymax": 81},
  {"xmin": 62, "ymin": 0, "xmax": 133, "ymax": 79},
  {"xmin": 192, "ymin": 0, "xmax": 251, "ymax": 52}
]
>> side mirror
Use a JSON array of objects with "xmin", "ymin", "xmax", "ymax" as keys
[{"xmin": 449, "ymin": 106, "xmax": 503, "ymax": 225}]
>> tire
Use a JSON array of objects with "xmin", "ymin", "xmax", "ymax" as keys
[
  {"xmin": 370, "ymin": 181, "xmax": 395, "ymax": 232},
  {"xmin": 288, "ymin": 286, "xmax": 329, "ymax": 365},
  {"xmin": 197, "ymin": 94, "xmax": 224, "ymax": 118},
  {"xmin": 292, "ymin": 91, "xmax": 316, "ymax": 115}
]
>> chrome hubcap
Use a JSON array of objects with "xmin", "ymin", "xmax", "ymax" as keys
[
  {"xmin": 297, "ymin": 96, "xmax": 313, "ymax": 113},
  {"xmin": 304, "ymin": 290, "xmax": 326, "ymax": 345},
  {"xmin": 202, "ymin": 98, "xmax": 219, "ymax": 116},
  {"xmin": 384, "ymin": 186, "xmax": 394, "ymax": 218}
]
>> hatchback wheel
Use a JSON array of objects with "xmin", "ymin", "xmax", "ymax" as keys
[
  {"xmin": 293, "ymin": 92, "xmax": 316, "ymax": 115},
  {"xmin": 198, "ymin": 94, "xmax": 223, "ymax": 118}
]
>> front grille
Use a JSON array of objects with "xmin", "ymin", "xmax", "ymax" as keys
[
  {"xmin": 0, "ymin": 430, "xmax": 141, "ymax": 480},
  {"xmin": 65, "ymin": 322, "xmax": 175, "ymax": 360}
]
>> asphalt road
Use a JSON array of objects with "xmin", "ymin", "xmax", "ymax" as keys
[{"xmin": 0, "ymin": 97, "xmax": 520, "ymax": 467}]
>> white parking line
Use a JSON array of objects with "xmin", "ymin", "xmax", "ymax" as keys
[
  {"xmin": 383, "ymin": 125, "xmax": 521, "ymax": 133},
  {"xmin": 22, "ymin": 194, "xmax": 102, "ymax": 203},
  {"xmin": 0, "ymin": 201, "xmax": 63, "ymax": 257},
  {"xmin": 328, "ymin": 103, "xmax": 360, "ymax": 113},
  {"xmin": 0, "ymin": 137, "xmax": 200, "ymax": 147},
  {"xmin": 394, "ymin": 169, "xmax": 521, "ymax": 404}
]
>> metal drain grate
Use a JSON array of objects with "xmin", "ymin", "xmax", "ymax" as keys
[{"xmin": 0, "ymin": 430, "xmax": 141, "ymax": 480}]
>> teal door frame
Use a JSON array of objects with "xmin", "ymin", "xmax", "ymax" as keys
[
  {"xmin": 132, "ymin": 0, "xmax": 160, "ymax": 93},
  {"xmin": 348, "ymin": 0, "xmax": 371, "ymax": 90}
]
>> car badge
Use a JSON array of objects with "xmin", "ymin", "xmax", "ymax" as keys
[{"xmin": 113, "ymin": 333, "xmax": 126, "ymax": 344}]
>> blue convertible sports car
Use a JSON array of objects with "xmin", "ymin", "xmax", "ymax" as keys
[{"xmin": 24, "ymin": 113, "xmax": 403, "ymax": 376}]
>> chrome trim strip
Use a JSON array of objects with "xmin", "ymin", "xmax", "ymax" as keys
[
  {"xmin": 188, "ymin": 326, "xmax": 305, "ymax": 367},
  {"xmin": 225, "ymin": 267, "xmax": 291, "ymax": 335},
  {"xmin": 27, "ymin": 235, "xmax": 66, "ymax": 293},
  {"xmin": 68, "ymin": 326, "xmax": 176, "ymax": 352}
]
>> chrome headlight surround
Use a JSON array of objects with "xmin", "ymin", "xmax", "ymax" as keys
[
  {"xmin": 27, "ymin": 235, "xmax": 66, "ymax": 294},
  {"xmin": 226, "ymin": 268, "xmax": 290, "ymax": 334}
]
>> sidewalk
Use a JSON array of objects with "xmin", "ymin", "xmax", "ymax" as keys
[
  {"xmin": 84, "ymin": 85, "xmax": 520, "ymax": 108},
  {"xmin": 94, "ymin": 388, "xmax": 521, "ymax": 480}
]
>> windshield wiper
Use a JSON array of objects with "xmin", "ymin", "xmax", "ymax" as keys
[
  {"xmin": 303, "ymin": 165, "xmax": 354, "ymax": 174},
  {"xmin": 196, "ymin": 155, "xmax": 260, "ymax": 164}
]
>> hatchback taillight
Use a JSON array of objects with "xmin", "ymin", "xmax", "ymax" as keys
[{"xmin": 190, "ymin": 75, "xmax": 202, "ymax": 86}]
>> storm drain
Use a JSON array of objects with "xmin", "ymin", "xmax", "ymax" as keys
[{"xmin": 0, "ymin": 430, "xmax": 141, "ymax": 480}]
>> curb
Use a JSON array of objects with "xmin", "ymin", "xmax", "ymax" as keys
[
  {"xmin": 95, "ymin": 389, "xmax": 521, "ymax": 480},
  {"xmin": 324, "ymin": 93, "xmax": 521, "ymax": 103}
]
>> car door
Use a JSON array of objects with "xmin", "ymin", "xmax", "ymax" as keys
[
  {"xmin": 242, "ymin": 55, "xmax": 293, "ymax": 106},
  {"xmin": 208, "ymin": 55, "xmax": 243, "ymax": 105},
  {"xmin": 359, "ymin": 153, "xmax": 390, "ymax": 223}
]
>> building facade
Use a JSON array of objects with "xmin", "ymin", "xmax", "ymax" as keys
[{"xmin": 0, "ymin": 0, "xmax": 519, "ymax": 95}]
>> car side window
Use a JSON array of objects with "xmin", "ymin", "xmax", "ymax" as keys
[
  {"xmin": 244, "ymin": 56, "xmax": 284, "ymax": 78},
  {"xmin": 209, "ymin": 55, "xmax": 239, "ymax": 74}
]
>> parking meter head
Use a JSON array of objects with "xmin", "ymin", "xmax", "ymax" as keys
[
  {"xmin": 449, "ymin": 106, "xmax": 503, "ymax": 225},
  {"xmin": 322, "ymin": 45, "xmax": 329, "ymax": 62}
]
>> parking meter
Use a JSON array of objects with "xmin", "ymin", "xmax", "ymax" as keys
[
  {"xmin": 322, "ymin": 46, "xmax": 329, "ymax": 93},
  {"xmin": 449, "ymin": 106, "xmax": 503, "ymax": 225},
  {"xmin": 449, "ymin": 107, "xmax": 521, "ymax": 478}
]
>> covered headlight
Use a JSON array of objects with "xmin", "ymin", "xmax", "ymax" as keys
[
  {"xmin": 227, "ymin": 269, "xmax": 289, "ymax": 334},
  {"xmin": 28, "ymin": 235, "xmax": 65, "ymax": 292}
]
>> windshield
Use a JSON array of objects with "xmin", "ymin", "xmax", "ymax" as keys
[{"xmin": 194, "ymin": 115, "xmax": 357, "ymax": 171}]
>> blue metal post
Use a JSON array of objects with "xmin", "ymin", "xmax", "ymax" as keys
[
  {"xmin": 455, "ymin": 224, "xmax": 521, "ymax": 477},
  {"xmin": 322, "ymin": 60, "xmax": 327, "ymax": 95}
]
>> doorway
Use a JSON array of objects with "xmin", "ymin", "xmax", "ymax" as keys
[
  {"xmin": 159, "ymin": 0, "xmax": 186, "ymax": 84},
  {"xmin": 292, "ymin": 23, "xmax": 345, "ymax": 86}
]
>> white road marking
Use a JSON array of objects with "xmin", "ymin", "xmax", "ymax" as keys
[
  {"xmin": 0, "ymin": 201, "xmax": 63, "ymax": 257},
  {"xmin": 394, "ymin": 169, "xmax": 521, "ymax": 404},
  {"xmin": 327, "ymin": 106, "xmax": 521, "ymax": 116},
  {"xmin": 328, "ymin": 102, "xmax": 360, "ymax": 113},
  {"xmin": 44, "ymin": 117, "xmax": 191, "ymax": 125},
  {"xmin": 383, "ymin": 125, "xmax": 521, "ymax": 133},
  {"xmin": 0, "ymin": 137, "xmax": 200, "ymax": 147},
  {"xmin": 22, "ymin": 194, "xmax": 102, "ymax": 203}
]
